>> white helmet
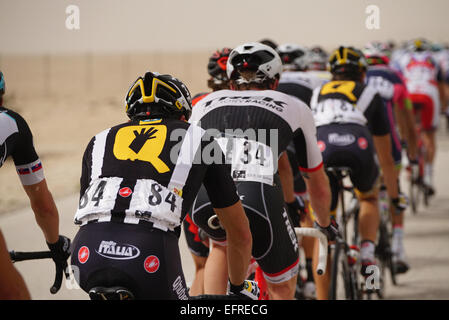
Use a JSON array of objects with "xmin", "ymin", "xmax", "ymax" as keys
[
  {"xmin": 277, "ymin": 43, "xmax": 309, "ymax": 71},
  {"xmin": 226, "ymin": 42, "xmax": 282, "ymax": 84}
]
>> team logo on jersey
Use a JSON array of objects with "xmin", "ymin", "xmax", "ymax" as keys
[
  {"xmin": 317, "ymin": 140, "xmax": 326, "ymax": 152},
  {"xmin": 328, "ymin": 133, "xmax": 356, "ymax": 147},
  {"xmin": 78, "ymin": 246, "xmax": 90, "ymax": 264},
  {"xmin": 358, "ymin": 137, "xmax": 368, "ymax": 150},
  {"xmin": 113, "ymin": 125, "xmax": 170, "ymax": 173},
  {"xmin": 232, "ymin": 170, "xmax": 246, "ymax": 179},
  {"xmin": 31, "ymin": 162, "xmax": 43, "ymax": 172},
  {"xmin": 96, "ymin": 241, "xmax": 140, "ymax": 260},
  {"xmin": 144, "ymin": 255, "xmax": 160, "ymax": 273},
  {"xmin": 119, "ymin": 187, "xmax": 133, "ymax": 198}
]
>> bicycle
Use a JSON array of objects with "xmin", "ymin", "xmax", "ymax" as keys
[
  {"xmin": 367, "ymin": 184, "xmax": 397, "ymax": 299},
  {"xmin": 9, "ymin": 250, "xmax": 66, "ymax": 294},
  {"xmin": 326, "ymin": 166, "xmax": 363, "ymax": 300},
  {"xmin": 9, "ymin": 228, "xmax": 328, "ymax": 300}
]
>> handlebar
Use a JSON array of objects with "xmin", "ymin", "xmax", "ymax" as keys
[
  {"xmin": 295, "ymin": 227, "xmax": 328, "ymax": 275},
  {"xmin": 9, "ymin": 250, "xmax": 65, "ymax": 294}
]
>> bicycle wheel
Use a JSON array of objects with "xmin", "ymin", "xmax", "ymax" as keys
[
  {"xmin": 329, "ymin": 241, "xmax": 353, "ymax": 300},
  {"xmin": 408, "ymin": 176, "xmax": 420, "ymax": 214}
]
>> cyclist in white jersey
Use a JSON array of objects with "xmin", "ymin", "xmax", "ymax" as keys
[
  {"xmin": 394, "ymin": 39, "xmax": 446, "ymax": 195},
  {"xmin": 0, "ymin": 71, "xmax": 70, "ymax": 299},
  {"xmin": 189, "ymin": 42, "xmax": 334, "ymax": 299}
]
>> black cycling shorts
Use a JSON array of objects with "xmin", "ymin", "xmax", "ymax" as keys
[
  {"xmin": 182, "ymin": 212, "xmax": 209, "ymax": 258},
  {"xmin": 317, "ymin": 123, "xmax": 379, "ymax": 210},
  {"xmin": 191, "ymin": 175, "xmax": 299, "ymax": 284},
  {"xmin": 71, "ymin": 221, "xmax": 189, "ymax": 300}
]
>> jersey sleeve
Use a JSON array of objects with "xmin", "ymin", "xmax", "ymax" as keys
[
  {"xmin": 79, "ymin": 137, "xmax": 95, "ymax": 199},
  {"xmin": 293, "ymin": 104, "xmax": 323, "ymax": 172},
  {"xmin": 201, "ymin": 138, "xmax": 240, "ymax": 209},
  {"xmin": 9, "ymin": 111, "xmax": 45, "ymax": 185}
]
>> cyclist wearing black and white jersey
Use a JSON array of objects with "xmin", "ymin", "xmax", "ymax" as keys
[
  {"xmin": 189, "ymin": 43, "xmax": 333, "ymax": 300},
  {"xmin": 309, "ymin": 47, "xmax": 401, "ymax": 299},
  {"xmin": 0, "ymin": 71, "xmax": 70, "ymax": 299},
  {"xmin": 71, "ymin": 72, "xmax": 256, "ymax": 300}
]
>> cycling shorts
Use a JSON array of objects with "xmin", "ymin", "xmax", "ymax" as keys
[
  {"xmin": 408, "ymin": 87, "xmax": 440, "ymax": 131},
  {"xmin": 182, "ymin": 212, "xmax": 209, "ymax": 258},
  {"xmin": 71, "ymin": 221, "xmax": 189, "ymax": 300},
  {"xmin": 191, "ymin": 176, "xmax": 300, "ymax": 284},
  {"xmin": 317, "ymin": 124, "xmax": 379, "ymax": 211}
]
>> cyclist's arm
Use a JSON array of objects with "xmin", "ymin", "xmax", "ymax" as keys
[
  {"xmin": 278, "ymin": 151, "xmax": 295, "ymax": 203},
  {"xmin": 11, "ymin": 112, "xmax": 59, "ymax": 244},
  {"xmin": 202, "ymin": 139, "xmax": 252, "ymax": 287},
  {"xmin": 303, "ymin": 166, "xmax": 331, "ymax": 227},
  {"xmin": 213, "ymin": 201, "xmax": 252, "ymax": 287},
  {"xmin": 0, "ymin": 230, "xmax": 31, "ymax": 300},
  {"xmin": 394, "ymin": 97, "xmax": 418, "ymax": 160},
  {"xmin": 366, "ymin": 93, "xmax": 399, "ymax": 199},
  {"xmin": 293, "ymin": 104, "xmax": 331, "ymax": 227},
  {"xmin": 23, "ymin": 179, "xmax": 59, "ymax": 244}
]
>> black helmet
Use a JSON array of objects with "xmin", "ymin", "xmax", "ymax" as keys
[
  {"xmin": 125, "ymin": 72, "xmax": 192, "ymax": 121},
  {"xmin": 207, "ymin": 48, "xmax": 231, "ymax": 89},
  {"xmin": 328, "ymin": 46, "xmax": 367, "ymax": 75}
]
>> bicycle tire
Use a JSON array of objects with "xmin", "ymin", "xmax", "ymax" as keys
[
  {"xmin": 409, "ymin": 178, "xmax": 420, "ymax": 214},
  {"xmin": 329, "ymin": 241, "xmax": 353, "ymax": 300}
]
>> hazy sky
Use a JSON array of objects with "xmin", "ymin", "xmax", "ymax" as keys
[{"xmin": 1, "ymin": 0, "xmax": 448, "ymax": 54}]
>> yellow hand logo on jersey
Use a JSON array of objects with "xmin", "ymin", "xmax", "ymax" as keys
[
  {"xmin": 113, "ymin": 125, "xmax": 170, "ymax": 173},
  {"xmin": 321, "ymin": 81, "xmax": 357, "ymax": 102}
]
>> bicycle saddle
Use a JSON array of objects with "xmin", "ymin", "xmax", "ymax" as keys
[{"xmin": 88, "ymin": 286, "xmax": 135, "ymax": 300}]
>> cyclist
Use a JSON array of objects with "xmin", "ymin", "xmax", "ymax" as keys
[
  {"xmin": 306, "ymin": 46, "xmax": 332, "ymax": 89},
  {"xmin": 183, "ymin": 47, "xmax": 232, "ymax": 296},
  {"xmin": 276, "ymin": 43, "xmax": 314, "ymax": 105},
  {"xmin": 392, "ymin": 38, "xmax": 446, "ymax": 196},
  {"xmin": 70, "ymin": 71, "xmax": 257, "ymax": 300},
  {"xmin": 309, "ymin": 47, "xmax": 402, "ymax": 299},
  {"xmin": 0, "ymin": 71, "xmax": 71, "ymax": 299},
  {"xmin": 189, "ymin": 42, "xmax": 333, "ymax": 300},
  {"xmin": 363, "ymin": 41, "xmax": 418, "ymax": 274}
]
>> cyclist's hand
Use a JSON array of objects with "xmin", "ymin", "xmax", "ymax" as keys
[
  {"xmin": 228, "ymin": 279, "xmax": 260, "ymax": 300},
  {"xmin": 314, "ymin": 217, "xmax": 339, "ymax": 242},
  {"xmin": 391, "ymin": 193, "xmax": 408, "ymax": 215},
  {"xmin": 286, "ymin": 195, "xmax": 307, "ymax": 227},
  {"xmin": 47, "ymin": 235, "xmax": 71, "ymax": 293}
]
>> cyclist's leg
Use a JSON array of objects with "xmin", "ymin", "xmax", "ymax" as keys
[
  {"xmin": 182, "ymin": 212, "xmax": 209, "ymax": 296},
  {"xmin": 345, "ymin": 127, "xmax": 380, "ymax": 275},
  {"xmin": 203, "ymin": 241, "xmax": 228, "ymax": 294},
  {"xmin": 412, "ymin": 92, "xmax": 439, "ymax": 193},
  {"xmin": 237, "ymin": 178, "xmax": 300, "ymax": 300}
]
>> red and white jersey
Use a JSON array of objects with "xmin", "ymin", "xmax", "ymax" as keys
[{"xmin": 398, "ymin": 52, "xmax": 442, "ymax": 90}]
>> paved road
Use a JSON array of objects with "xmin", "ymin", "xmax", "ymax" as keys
[{"xmin": 2, "ymin": 129, "xmax": 448, "ymax": 300}]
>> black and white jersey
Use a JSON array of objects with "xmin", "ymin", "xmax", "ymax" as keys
[
  {"xmin": 277, "ymin": 71, "xmax": 314, "ymax": 105},
  {"xmin": 0, "ymin": 106, "xmax": 44, "ymax": 185},
  {"xmin": 189, "ymin": 89, "xmax": 323, "ymax": 181},
  {"xmin": 310, "ymin": 81, "xmax": 390, "ymax": 136},
  {"xmin": 74, "ymin": 118, "xmax": 239, "ymax": 233}
]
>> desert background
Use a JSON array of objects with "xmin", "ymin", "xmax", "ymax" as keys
[{"xmin": 0, "ymin": 0, "xmax": 449, "ymax": 300}]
